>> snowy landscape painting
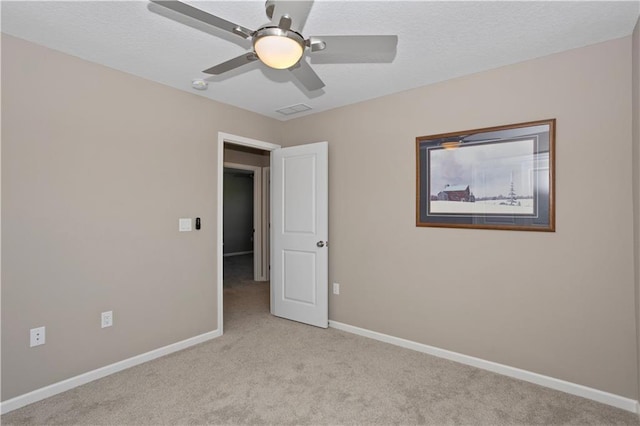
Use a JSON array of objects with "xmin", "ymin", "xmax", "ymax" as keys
[
  {"xmin": 416, "ymin": 119, "xmax": 555, "ymax": 231},
  {"xmin": 428, "ymin": 138, "xmax": 536, "ymax": 215}
]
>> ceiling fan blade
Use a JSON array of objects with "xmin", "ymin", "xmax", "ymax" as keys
[
  {"xmin": 203, "ymin": 53, "xmax": 258, "ymax": 75},
  {"xmin": 150, "ymin": 1, "xmax": 253, "ymax": 39},
  {"xmin": 308, "ymin": 35, "xmax": 398, "ymax": 64},
  {"xmin": 289, "ymin": 60, "xmax": 325, "ymax": 91},
  {"xmin": 268, "ymin": 0, "xmax": 313, "ymax": 33}
]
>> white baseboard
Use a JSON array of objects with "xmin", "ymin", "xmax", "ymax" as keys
[
  {"xmin": 329, "ymin": 320, "xmax": 638, "ymax": 413},
  {"xmin": 3, "ymin": 323, "xmax": 636, "ymax": 415},
  {"xmin": 0, "ymin": 329, "xmax": 222, "ymax": 415},
  {"xmin": 223, "ymin": 251, "xmax": 253, "ymax": 257}
]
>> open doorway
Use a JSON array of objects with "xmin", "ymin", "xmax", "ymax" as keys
[
  {"xmin": 218, "ymin": 135, "xmax": 280, "ymax": 333},
  {"xmin": 223, "ymin": 166, "xmax": 257, "ymax": 284},
  {"xmin": 217, "ymin": 133, "xmax": 329, "ymax": 332},
  {"xmin": 223, "ymin": 162, "xmax": 264, "ymax": 281}
]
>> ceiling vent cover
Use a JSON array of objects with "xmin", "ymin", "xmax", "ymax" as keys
[{"xmin": 276, "ymin": 103, "xmax": 312, "ymax": 116}]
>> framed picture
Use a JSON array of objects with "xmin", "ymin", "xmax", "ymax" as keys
[{"xmin": 416, "ymin": 119, "xmax": 555, "ymax": 231}]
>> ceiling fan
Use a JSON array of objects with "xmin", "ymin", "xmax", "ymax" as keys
[{"xmin": 149, "ymin": 0, "xmax": 398, "ymax": 91}]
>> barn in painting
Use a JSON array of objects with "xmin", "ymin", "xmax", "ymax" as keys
[{"xmin": 437, "ymin": 185, "xmax": 472, "ymax": 202}]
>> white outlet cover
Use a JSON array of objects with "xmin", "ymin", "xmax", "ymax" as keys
[
  {"xmin": 179, "ymin": 218, "xmax": 192, "ymax": 232},
  {"xmin": 101, "ymin": 311, "xmax": 113, "ymax": 328},
  {"xmin": 30, "ymin": 326, "xmax": 45, "ymax": 347}
]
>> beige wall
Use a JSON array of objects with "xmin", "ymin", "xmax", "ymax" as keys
[
  {"xmin": 283, "ymin": 37, "xmax": 637, "ymax": 398},
  {"xmin": 0, "ymin": 35, "xmax": 280, "ymax": 400},
  {"xmin": 633, "ymin": 17, "xmax": 640, "ymax": 402}
]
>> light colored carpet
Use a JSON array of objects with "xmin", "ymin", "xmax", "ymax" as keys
[{"xmin": 3, "ymin": 254, "xmax": 639, "ymax": 425}]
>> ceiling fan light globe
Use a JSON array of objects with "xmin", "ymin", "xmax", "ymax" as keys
[{"xmin": 254, "ymin": 35, "xmax": 304, "ymax": 69}]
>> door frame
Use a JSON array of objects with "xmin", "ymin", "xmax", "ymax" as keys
[
  {"xmin": 223, "ymin": 162, "xmax": 263, "ymax": 281},
  {"xmin": 261, "ymin": 166, "xmax": 271, "ymax": 282},
  {"xmin": 217, "ymin": 132, "xmax": 280, "ymax": 334}
]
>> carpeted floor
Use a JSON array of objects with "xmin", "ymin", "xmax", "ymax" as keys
[{"xmin": 3, "ymin": 254, "xmax": 639, "ymax": 425}]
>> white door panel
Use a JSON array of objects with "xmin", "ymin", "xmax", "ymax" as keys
[
  {"xmin": 271, "ymin": 142, "xmax": 328, "ymax": 328},
  {"xmin": 283, "ymin": 250, "xmax": 316, "ymax": 304},
  {"xmin": 284, "ymin": 155, "xmax": 316, "ymax": 233}
]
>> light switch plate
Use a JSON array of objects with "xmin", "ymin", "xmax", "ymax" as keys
[{"xmin": 179, "ymin": 218, "xmax": 192, "ymax": 232}]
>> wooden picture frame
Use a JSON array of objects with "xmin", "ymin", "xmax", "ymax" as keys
[{"xmin": 416, "ymin": 119, "xmax": 556, "ymax": 231}]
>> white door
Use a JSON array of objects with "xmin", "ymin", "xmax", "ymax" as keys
[{"xmin": 271, "ymin": 141, "xmax": 328, "ymax": 328}]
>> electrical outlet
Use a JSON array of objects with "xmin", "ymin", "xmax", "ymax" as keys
[
  {"xmin": 101, "ymin": 311, "xmax": 113, "ymax": 328},
  {"xmin": 30, "ymin": 326, "xmax": 45, "ymax": 347},
  {"xmin": 333, "ymin": 283, "xmax": 340, "ymax": 295}
]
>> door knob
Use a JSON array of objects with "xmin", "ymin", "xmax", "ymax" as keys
[{"xmin": 317, "ymin": 241, "xmax": 325, "ymax": 248}]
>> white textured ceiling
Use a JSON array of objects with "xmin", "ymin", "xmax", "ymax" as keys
[{"xmin": 2, "ymin": 1, "xmax": 639, "ymax": 120}]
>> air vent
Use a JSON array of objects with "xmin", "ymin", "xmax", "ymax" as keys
[{"xmin": 276, "ymin": 103, "xmax": 312, "ymax": 116}]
